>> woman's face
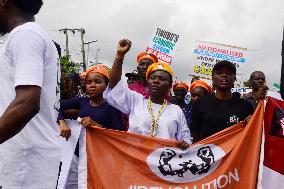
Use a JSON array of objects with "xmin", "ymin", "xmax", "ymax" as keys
[
  {"xmin": 137, "ymin": 58, "xmax": 153, "ymax": 79},
  {"xmin": 212, "ymin": 67, "xmax": 235, "ymax": 90},
  {"xmin": 190, "ymin": 87, "xmax": 205, "ymax": 103},
  {"xmin": 147, "ymin": 70, "xmax": 171, "ymax": 97},
  {"xmin": 85, "ymin": 72, "xmax": 107, "ymax": 98}
]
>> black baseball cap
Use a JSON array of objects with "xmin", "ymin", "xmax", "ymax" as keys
[
  {"xmin": 125, "ymin": 70, "xmax": 139, "ymax": 78},
  {"xmin": 212, "ymin": 60, "xmax": 236, "ymax": 75}
]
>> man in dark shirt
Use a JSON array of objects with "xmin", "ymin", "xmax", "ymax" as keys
[
  {"xmin": 243, "ymin": 71, "xmax": 268, "ymax": 110},
  {"xmin": 191, "ymin": 60, "xmax": 254, "ymax": 142}
]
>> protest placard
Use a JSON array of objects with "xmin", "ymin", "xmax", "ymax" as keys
[
  {"xmin": 146, "ymin": 27, "xmax": 179, "ymax": 64},
  {"xmin": 190, "ymin": 41, "xmax": 247, "ymax": 86}
]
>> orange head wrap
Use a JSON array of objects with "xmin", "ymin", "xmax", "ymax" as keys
[
  {"xmin": 190, "ymin": 80, "xmax": 212, "ymax": 93},
  {"xmin": 84, "ymin": 64, "xmax": 110, "ymax": 80},
  {"xmin": 146, "ymin": 62, "xmax": 173, "ymax": 81},
  {"xmin": 137, "ymin": 52, "xmax": 158, "ymax": 64},
  {"xmin": 79, "ymin": 72, "xmax": 87, "ymax": 80},
  {"xmin": 173, "ymin": 81, "xmax": 189, "ymax": 91}
]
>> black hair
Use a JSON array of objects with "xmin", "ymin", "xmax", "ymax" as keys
[
  {"xmin": 191, "ymin": 76, "xmax": 200, "ymax": 84},
  {"xmin": 9, "ymin": 0, "xmax": 43, "ymax": 15},
  {"xmin": 250, "ymin": 71, "xmax": 265, "ymax": 80}
]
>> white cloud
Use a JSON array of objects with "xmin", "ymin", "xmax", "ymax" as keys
[{"xmin": 37, "ymin": 0, "xmax": 284, "ymax": 87}]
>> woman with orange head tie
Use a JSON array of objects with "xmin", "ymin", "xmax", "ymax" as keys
[{"xmin": 104, "ymin": 39, "xmax": 192, "ymax": 150}]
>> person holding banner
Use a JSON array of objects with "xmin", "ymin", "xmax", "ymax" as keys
[
  {"xmin": 191, "ymin": 60, "xmax": 254, "ymax": 142},
  {"xmin": 59, "ymin": 64, "xmax": 125, "ymax": 132},
  {"xmin": 104, "ymin": 39, "xmax": 192, "ymax": 150},
  {"xmin": 172, "ymin": 81, "xmax": 191, "ymax": 127},
  {"xmin": 128, "ymin": 51, "xmax": 158, "ymax": 97}
]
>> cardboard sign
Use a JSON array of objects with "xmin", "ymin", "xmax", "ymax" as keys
[
  {"xmin": 190, "ymin": 41, "xmax": 247, "ymax": 86},
  {"xmin": 146, "ymin": 27, "xmax": 180, "ymax": 64}
]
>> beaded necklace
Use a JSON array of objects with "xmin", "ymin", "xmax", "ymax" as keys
[{"xmin": 148, "ymin": 99, "xmax": 167, "ymax": 137}]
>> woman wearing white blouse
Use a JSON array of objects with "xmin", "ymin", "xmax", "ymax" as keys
[{"xmin": 104, "ymin": 39, "xmax": 192, "ymax": 149}]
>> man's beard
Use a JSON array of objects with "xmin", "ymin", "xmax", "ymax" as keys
[{"xmin": 0, "ymin": 19, "xmax": 8, "ymax": 36}]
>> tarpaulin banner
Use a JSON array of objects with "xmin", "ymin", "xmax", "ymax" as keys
[
  {"xmin": 262, "ymin": 97, "xmax": 284, "ymax": 188},
  {"xmin": 85, "ymin": 102, "xmax": 264, "ymax": 189}
]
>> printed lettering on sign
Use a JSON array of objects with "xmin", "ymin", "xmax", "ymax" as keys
[
  {"xmin": 190, "ymin": 41, "xmax": 247, "ymax": 86},
  {"xmin": 147, "ymin": 28, "xmax": 179, "ymax": 64}
]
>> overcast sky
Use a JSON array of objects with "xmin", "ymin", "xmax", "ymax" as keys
[{"xmin": 37, "ymin": 0, "xmax": 284, "ymax": 87}]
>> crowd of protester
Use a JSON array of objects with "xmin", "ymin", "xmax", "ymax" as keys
[{"xmin": 0, "ymin": 0, "xmax": 271, "ymax": 188}]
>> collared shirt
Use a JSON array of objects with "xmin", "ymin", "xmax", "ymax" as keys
[{"xmin": 243, "ymin": 92, "xmax": 258, "ymax": 110}]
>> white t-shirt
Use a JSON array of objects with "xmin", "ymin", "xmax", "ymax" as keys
[
  {"xmin": 0, "ymin": 22, "xmax": 61, "ymax": 188},
  {"xmin": 104, "ymin": 81, "xmax": 193, "ymax": 144}
]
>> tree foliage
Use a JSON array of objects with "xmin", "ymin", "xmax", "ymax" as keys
[{"xmin": 60, "ymin": 55, "xmax": 80, "ymax": 74}]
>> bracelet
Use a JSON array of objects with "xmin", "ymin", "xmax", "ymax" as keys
[{"xmin": 115, "ymin": 54, "xmax": 124, "ymax": 60}]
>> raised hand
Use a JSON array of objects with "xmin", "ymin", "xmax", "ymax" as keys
[
  {"xmin": 116, "ymin": 39, "xmax": 132, "ymax": 57},
  {"xmin": 255, "ymin": 83, "xmax": 269, "ymax": 101}
]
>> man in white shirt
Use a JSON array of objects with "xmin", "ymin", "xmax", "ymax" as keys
[{"xmin": 0, "ymin": 0, "xmax": 61, "ymax": 188}]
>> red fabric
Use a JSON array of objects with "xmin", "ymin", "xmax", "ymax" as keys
[
  {"xmin": 128, "ymin": 81, "xmax": 149, "ymax": 98},
  {"xmin": 264, "ymin": 97, "xmax": 284, "ymax": 175}
]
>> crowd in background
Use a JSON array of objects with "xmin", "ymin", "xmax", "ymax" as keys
[{"xmin": 0, "ymin": 0, "xmax": 271, "ymax": 188}]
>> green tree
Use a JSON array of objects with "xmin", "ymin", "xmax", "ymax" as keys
[
  {"xmin": 243, "ymin": 79, "xmax": 250, "ymax": 88},
  {"xmin": 60, "ymin": 55, "xmax": 80, "ymax": 74}
]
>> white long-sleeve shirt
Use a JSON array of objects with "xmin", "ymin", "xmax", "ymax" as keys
[{"xmin": 104, "ymin": 80, "xmax": 193, "ymax": 144}]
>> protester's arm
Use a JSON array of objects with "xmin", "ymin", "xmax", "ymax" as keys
[
  {"xmin": 109, "ymin": 39, "xmax": 131, "ymax": 89},
  {"xmin": 0, "ymin": 30, "xmax": 46, "ymax": 144},
  {"xmin": 59, "ymin": 120, "xmax": 71, "ymax": 140},
  {"xmin": 176, "ymin": 108, "xmax": 193, "ymax": 150},
  {"xmin": 60, "ymin": 97, "xmax": 82, "ymax": 112},
  {"xmin": 255, "ymin": 83, "xmax": 269, "ymax": 101},
  {"xmin": 110, "ymin": 106, "xmax": 126, "ymax": 131},
  {"xmin": 0, "ymin": 86, "xmax": 40, "ymax": 144}
]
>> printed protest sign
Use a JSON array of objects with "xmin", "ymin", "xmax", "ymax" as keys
[
  {"xmin": 146, "ymin": 27, "xmax": 179, "ymax": 64},
  {"xmin": 190, "ymin": 41, "xmax": 247, "ymax": 86}
]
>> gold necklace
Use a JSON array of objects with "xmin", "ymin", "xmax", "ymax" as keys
[{"xmin": 148, "ymin": 99, "xmax": 167, "ymax": 137}]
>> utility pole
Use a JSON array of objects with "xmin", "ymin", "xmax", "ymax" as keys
[
  {"xmin": 95, "ymin": 49, "xmax": 101, "ymax": 64},
  {"xmin": 59, "ymin": 28, "xmax": 88, "ymax": 71},
  {"xmin": 79, "ymin": 28, "xmax": 87, "ymax": 71},
  {"xmin": 59, "ymin": 28, "xmax": 75, "ymax": 57},
  {"xmin": 84, "ymin": 40, "xmax": 98, "ymax": 68}
]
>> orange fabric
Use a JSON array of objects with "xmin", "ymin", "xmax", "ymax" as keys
[
  {"xmin": 137, "ymin": 51, "xmax": 158, "ymax": 64},
  {"xmin": 146, "ymin": 62, "xmax": 173, "ymax": 80},
  {"xmin": 86, "ymin": 102, "xmax": 264, "ymax": 189},
  {"xmin": 173, "ymin": 81, "xmax": 189, "ymax": 91},
  {"xmin": 85, "ymin": 64, "xmax": 110, "ymax": 80},
  {"xmin": 79, "ymin": 72, "xmax": 86, "ymax": 80},
  {"xmin": 190, "ymin": 80, "xmax": 212, "ymax": 93}
]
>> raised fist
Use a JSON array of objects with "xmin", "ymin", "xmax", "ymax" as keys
[{"xmin": 116, "ymin": 39, "xmax": 132, "ymax": 57}]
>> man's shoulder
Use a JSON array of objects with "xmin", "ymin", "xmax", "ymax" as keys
[{"xmin": 8, "ymin": 22, "xmax": 51, "ymax": 46}]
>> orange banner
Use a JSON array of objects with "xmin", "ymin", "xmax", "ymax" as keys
[{"xmin": 86, "ymin": 101, "xmax": 264, "ymax": 189}]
